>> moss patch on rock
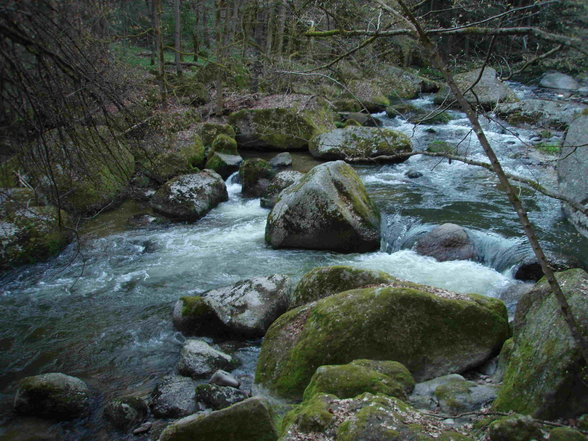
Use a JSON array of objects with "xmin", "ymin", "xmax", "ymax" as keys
[
  {"xmin": 199, "ymin": 123, "xmax": 236, "ymax": 147},
  {"xmin": 209, "ymin": 134, "xmax": 239, "ymax": 157}
]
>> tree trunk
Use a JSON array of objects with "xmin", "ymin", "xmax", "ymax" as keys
[
  {"xmin": 396, "ymin": 0, "xmax": 588, "ymax": 366},
  {"xmin": 153, "ymin": 0, "xmax": 167, "ymax": 101},
  {"xmin": 214, "ymin": 0, "xmax": 226, "ymax": 115},
  {"xmin": 148, "ymin": 0, "xmax": 156, "ymax": 65},
  {"xmin": 274, "ymin": 0, "xmax": 287, "ymax": 57},
  {"xmin": 174, "ymin": 0, "xmax": 183, "ymax": 75}
]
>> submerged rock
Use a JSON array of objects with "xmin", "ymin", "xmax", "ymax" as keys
[
  {"xmin": 259, "ymin": 170, "xmax": 304, "ymax": 209},
  {"xmin": 269, "ymin": 152, "xmax": 293, "ymax": 169},
  {"xmin": 493, "ymin": 269, "xmax": 588, "ymax": 419},
  {"xmin": 150, "ymin": 375, "xmax": 198, "ymax": 418},
  {"xmin": 265, "ymin": 161, "xmax": 380, "ymax": 253},
  {"xmin": 173, "ymin": 275, "xmax": 292, "ymax": 337},
  {"xmin": 256, "ymin": 281, "xmax": 509, "ymax": 399},
  {"xmin": 14, "ymin": 373, "xmax": 90, "ymax": 420},
  {"xmin": 177, "ymin": 339, "xmax": 235, "ymax": 379},
  {"xmin": 290, "ymin": 265, "xmax": 397, "ymax": 308},
  {"xmin": 159, "ymin": 397, "xmax": 278, "ymax": 441},
  {"xmin": 558, "ymin": 114, "xmax": 588, "ymax": 238},
  {"xmin": 149, "ymin": 170, "xmax": 228, "ymax": 221},
  {"xmin": 103, "ymin": 395, "xmax": 148, "ymax": 431},
  {"xmin": 309, "ymin": 126, "xmax": 411, "ymax": 162},
  {"xmin": 435, "ymin": 67, "xmax": 517, "ymax": 109},
  {"xmin": 415, "ymin": 223, "xmax": 477, "ymax": 262},
  {"xmin": 540, "ymin": 72, "xmax": 580, "ymax": 91}
]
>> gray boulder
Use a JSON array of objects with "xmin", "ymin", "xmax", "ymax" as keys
[
  {"xmin": 177, "ymin": 339, "xmax": 235, "ymax": 379},
  {"xmin": 13, "ymin": 373, "xmax": 90, "ymax": 420},
  {"xmin": 103, "ymin": 396, "xmax": 148, "ymax": 431},
  {"xmin": 338, "ymin": 112, "xmax": 382, "ymax": 127},
  {"xmin": 435, "ymin": 67, "xmax": 518, "ymax": 109},
  {"xmin": 540, "ymin": 72, "xmax": 580, "ymax": 91},
  {"xmin": 149, "ymin": 170, "xmax": 228, "ymax": 221},
  {"xmin": 196, "ymin": 383, "xmax": 248, "ymax": 410},
  {"xmin": 150, "ymin": 375, "xmax": 198, "ymax": 418},
  {"xmin": 159, "ymin": 397, "xmax": 278, "ymax": 441},
  {"xmin": 204, "ymin": 152, "xmax": 243, "ymax": 180},
  {"xmin": 488, "ymin": 414, "xmax": 545, "ymax": 441},
  {"xmin": 269, "ymin": 152, "xmax": 293, "ymax": 168},
  {"xmin": 495, "ymin": 99, "xmax": 586, "ymax": 129},
  {"xmin": 210, "ymin": 369, "xmax": 240, "ymax": 388},
  {"xmin": 260, "ymin": 170, "xmax": 304, "ymax": 209},
  {"xmin": 173, "ymin": 275, "xmax": 292, "ymax": 338},
  {"xmin": 265, "ymin": 161, "xmax": 381, "ymax": 253},
  {"xmin": 239, "ymin": 158, "xmax": 276, "ymax": 198},
  {"xmin": 415, "ymin": 223, "xmax": 477, "ymax": 262},
  {"xmin": 494, "ymin": 269, "xmax": 588, "ymax": 419},
  {"xmin": 558, "ymin": 115, "xmax": 588, "ymax": 238},
  {"xmin": 309, "ymin": 127, "xmax": 411, "ymax": 162}
]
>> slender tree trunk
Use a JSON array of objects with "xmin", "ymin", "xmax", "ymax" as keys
[
  {"xmin": 153, "ymin": 0, "xmax": 167, "ymax": 101},
  {"xmin": 274, "ymin": 0, "xmax": 287, "ymax": 57},
  {"xmin": 265, "ymin": 0, "xmax": 276, "ymax": 55},
  {"xmin": 396, "ymin": 0, "xmax": 588, "ymax": 365},
  {"xmin": 214, "ymin": 0, "xmax": 226, "ymax": 114},
  {"xmin": 148, "ymin": 0, "xmax": 156, "ymax": 65},
  {"xmin": 201, "ymin": 1, "xmax": 211, "ymax": 49},
  {"xmin": 174, "ymin": 0, "xmax": 183, "ymax": 75}
]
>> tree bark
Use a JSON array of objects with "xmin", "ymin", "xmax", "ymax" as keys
[
  {"xmin": 153, "ymin": 0, "xmax": 167, "ymax": 101},
  {"xmin": 174, "ymin": 0, "xmax": 183, "ymax": 75}
]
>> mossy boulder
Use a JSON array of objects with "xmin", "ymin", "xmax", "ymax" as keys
[
  {"xmin": 290, "ymin": 265, "xmax": 397, "ymax": 309},
  {"xmin": 265, "ymin": 161, "xmax": 380, "ymax": 253},
  {"xmin": 103, "ymin": 395, "xmax": 148, "ymax": 431},
  {"xmin": 239, "ymin": 158, "xmax": 276, "ymax": 198},
  {"xmin": 260, "ymin": 170, "xmax": 304, "ymax": 209},
  {"xmin": 149, "ymin": 170, "xmax": 228, "ymax": 221},
  {"xmin": 142, "ymin": 134, "xmax": 206, "ymax": 184},
  {"xmin": 209, "ymin": 134, "xmax": 239, "ymax": 157},
  {"xmin": 0, "ymin": 205, "xmax": 71, "ymax": 270},
  {"xmin": 309, "ymin": 127, "xmax": 411, "ymax": 163},
  {"xmin": 432, "ymin": 375, "xmax": 497, "ymax": 415},
  {"xmin": 228, "ymin": 108, "xmax": 320, "ymax": 151},
  {"xmin": 13, "ymin": 373, "xmax": 90, "ymax": 420},
  {"xmin": 495, "ymin": 99, "xmax": 585, "ymax": 130},
  {"xmin": 172, "ymin": 275, "xmax": 292, "ymax": 338},
  {"xmin": 434, "ymin": 67, "xmax": 518, "ymax": 109},
  {"xmin": 159, "ymin": 397, "xmax": 278, "ymax": 441},
  {"xmin": 198, "ymin": 122, "xmax": 236, "ymax": 147},
  {"xmin": 168, "ymin": 74, "xmax": 209, "ymax": 105},
  {"xmin": 493, "ymin": 269, "xmax": 588, "ymax": 419},
  {"xmin": 282, "ymin": 392, "xmax": 474, "ymax": 441},
  {"xmin": 487, "ymin": 414, "xmax": 544, "ymax": 441},
  {"xmin": 303, "ymin": 360, "xmax": 414, "ymax": 401},
  {"xmin": 205, "ymin": 152, "xmax": 243, "ymax": 180},
  {"xmin": 549, "ymin": 427, "xmax": 587, "ymax": 441},
  {"xmin": 26, "ymin": 127, "xmax": 135, "ymax": 214},
  {"xmin": 256, "ymin": 282, "xmax": 509, "ymax": 400}
]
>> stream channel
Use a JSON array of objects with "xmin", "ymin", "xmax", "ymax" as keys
[{"xmin": 1, "ymin": 83, "xmax": 587, "ymax": 439}]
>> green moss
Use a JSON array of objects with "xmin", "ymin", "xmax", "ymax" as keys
[
  {"xmin": 549, "ymin": 427, "xmax": 587, "ymax": 441},
  {"xmin": 144, "ymin": 135, "xmax": 206, "ymax": 183},
  {"xmin": 487, "ymin": 414, "xmax": 544, "ymax": 441},
  {"xmin": 351, "ymin": 360, "xmax": 415, "ymax": 393},
  {"xmin": 256, "ymin": 286, "xmax": 509, "ymax": 400},
  {"xmin": 533, "ymin": 142, "xmax": 561, "ymax": 155},
  {"xmin": 200, "ymin": 123, "xmax": 236, "ymax": 146},
  {"xmin": 180, "ymin": 296, "xmax": 214, "ymax": 318},
  {"xmin": 302, "ymin": 363, "xmax": 408, "ymax": 401},
  {"xmin": 438, "ymin": 433, "xmax": 475, "ymax": 441},
  {"xmin": 281, "ymin": 394, "xmax": 336, "ymax": 434},
  {"xmin": 343, "ymin": 119, "xmax": 362, "ymax": 128},
  {"xmin": 209, "ymin": 134, "xmax": 238, "ymax": 157},
  {"xmin": 0, "ymin": 157, "xmax": 20, "ymax": 187},
  {"xmin": 239, "ymin": 158, "xmax": 275, "ymax": 197}
]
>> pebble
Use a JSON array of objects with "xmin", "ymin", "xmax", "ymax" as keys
[{"xmin": 133, "ymin": 421, "xmax": 152, "ymax": 435}]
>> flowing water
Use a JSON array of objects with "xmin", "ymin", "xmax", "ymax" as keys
[{"xmin": 1, "ymin": 85, "xmax": 587, "ymax": 439}]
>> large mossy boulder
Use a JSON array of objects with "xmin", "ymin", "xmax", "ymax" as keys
[
  {"xmin": 256, "ymin": 282, "xmax": 509, "ymax": 400},
  {"xmin": 303, "ymin": 360, "xmax": 414, "ymax": 401},
  {"xmin": 159, "ymin": 397, "xmax": 278, "ymax": 441},
  {"xmin": 239, "ymin": 158, "xmax": 276, "ymax": 198},
  {"xmin": 290, "ymin": 265, "xmax": 397, "ymax": 309},
  {"xmin": 142, "ymin": 133, "xmax": 206, "ymax": 184},
  {"xmin": 198, "ymin": 122, "xmax": 236, "ymax": 147},
  {"xmin": 0, "ymin": 205, "xmax": 71, "ymax": 270},
  {"xmin": 149, "ymin": 170, "xmax": 228, "ymax": 221},
  {"xmin": 493, "ymin": 269, "xmax": 588, "ymax": 419},
  {"xmin": 208, "ymin": 134, "xmax": 239, "ymax": 157},
  {"xmin": 557, "ymin": 115, "xmax": 588, "ymax": 238},
  {"xmin": 26, "ymin": 127, "xmax": 135, "ymax": 214},
  {"xmin": 13, "ymin": 373, "xmax": 90, "ymax": 420},
  {"xmin": 173, "ymin": 274, "xmax": 292, "ymax": 338},
  {"xmin": 435, "ymin": 67, "xmax": 517, "ymax": 109},
  {"xmin": 281, "ymin": 393, "xmax": 474, "ymax": 441},
  {"xmin": 309, "ymin": 127, "xmax": 411, "ymax": 163},
  {"xmin": 487, "ymin": 414, "xmax": 544, "ymax": 441},
  {"xmin": 265, "ymin": 161, "xmax": 380, "ymax": 253},
  {"xmin": 228, "ymin": 108, "xmax": 320, "ymax": 151}
]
